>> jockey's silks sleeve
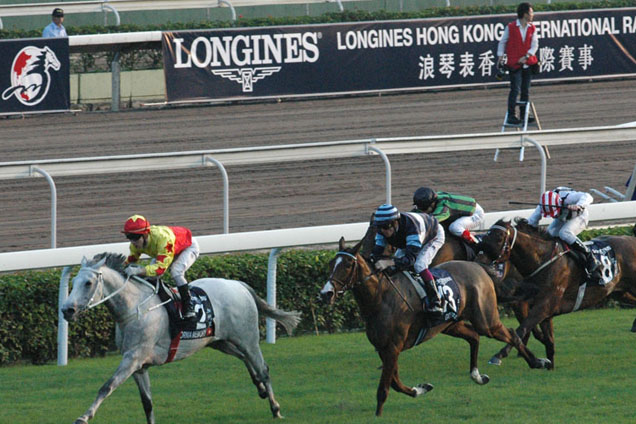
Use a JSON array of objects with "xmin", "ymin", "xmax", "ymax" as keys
[{"xmin": 126, "ymin": 225, "xmax": 192, "ymax": 276}]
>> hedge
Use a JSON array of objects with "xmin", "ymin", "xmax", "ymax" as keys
[{"xmin": 0, "ymin": 224, "xmax": 634, "ymax": 366}]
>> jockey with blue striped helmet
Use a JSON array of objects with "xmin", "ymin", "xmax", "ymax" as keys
[
  {"xmin": 527, "ymin": 187, "xmax": 600, "ymax": 279},
  {"xmin": 371, "ymin": 204, "xmax": 446, "ymax": 316}
]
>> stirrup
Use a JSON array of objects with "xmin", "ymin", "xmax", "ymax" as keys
[{"xmin": 181, "ymin": 303, "xmax": 196, "ymax": 320}]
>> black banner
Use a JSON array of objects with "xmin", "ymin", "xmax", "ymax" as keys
[
  {"xmin": 0, "ymin": 38, "xmax": 70, "ymax": 114},
  {"xmin": 163, "ymin": 8, "xmax": 636, "ymax": 102}
]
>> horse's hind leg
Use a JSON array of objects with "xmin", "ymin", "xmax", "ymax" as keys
[
  {"xmin": 488, "ymin": 322, "xmax": 550, "ymax": 369},
  {"xmin": 210, "ymin": 340, "xmax": 267, "ymax": 399},
  {"xmin": 132, "ymin": 367, "xmax": 155, "ymax": 424},
  {"xmin": 240, "ymin": 342, "xmax": 282, "ymax": 418},
  {"xmin": 443, "ymin": 322, "xmax": 489, "ymax": 385}
]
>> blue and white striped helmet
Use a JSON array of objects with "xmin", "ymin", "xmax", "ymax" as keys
[{"xmin": 373, "ymin": 204, "xmax": 400, "ymax": 226}]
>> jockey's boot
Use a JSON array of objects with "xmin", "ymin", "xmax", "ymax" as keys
[
  {"xmin": 178, "ymin": 284, "xmax": 197, "ymax": 320},
  {"xmin": 461, "ymin": 229, "xmax": 478, "ymax": 246},
  {"xmin": 419, "ymin": 269, "xmax": 443, "ymax": 317},
  {"xmin": 570, "ymin": 239, "xmax": 601, "ymax": 279}
]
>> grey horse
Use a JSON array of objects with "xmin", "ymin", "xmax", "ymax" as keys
[{"xmin": 61, "ymin": 252, "xmax": 301, "ymax": 423}]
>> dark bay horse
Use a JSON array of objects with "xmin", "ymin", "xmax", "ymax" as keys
[
  {"xmin": 61, "ymin": 253, "xmax": 301, "ymax": 423},
  {"xmin": 320, "ymin": 234, "xmax": 549, "ymax": 417},
  {"xmin": 480, "ymin": 218, "xmax": 636, "ymax": 369}
]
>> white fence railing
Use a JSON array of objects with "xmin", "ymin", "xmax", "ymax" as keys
[
  {"xmin": 0, "ymin": 0, "xmax": 349, "ymax": 28},
  {"xmin": 2, "ymin": 202, "xmax": 635, "ymax": 273}
]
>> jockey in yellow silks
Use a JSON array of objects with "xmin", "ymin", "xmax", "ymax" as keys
[{"xmin": 122, "ymin": 214, "xmax": 200, "ymax": 319}]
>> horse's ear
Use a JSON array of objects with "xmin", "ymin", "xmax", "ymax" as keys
[
  {"xmin": 369, "ymin": 212, "xmax": 375, "ymax": 225},
  {"xmin": 338, "ymin": 237, "xmax": 346, "ymax": 251},
  {"xmin": 80, "ymin": 256, "xmax": 88, "ymax": 266},
  {"xmin": 94, "ymin": 257, "xmax": 107, "ymax": 269}
]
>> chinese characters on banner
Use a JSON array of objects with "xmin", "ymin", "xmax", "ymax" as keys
[{"xmin": 162, "ymin": 9, "xmax": 636, "ymax": 102}]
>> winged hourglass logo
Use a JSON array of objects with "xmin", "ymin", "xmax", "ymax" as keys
[{"xmin": 211, "ymin": 66, "xmax": 281, "ymax": 92}]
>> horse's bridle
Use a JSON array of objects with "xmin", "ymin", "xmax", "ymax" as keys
[
  {"xmin": 487, "ymin": 224, "xmax": 570, "ymax": 279},
  {"xmin": 82, "ymin": 267, "xmax": 131, "ymax": 310},
  {"xmin": 487, "ymin": 224, "xmax": 518, "ymax": 265},
  {"xmin": 327, "ymin": 251, "xmax": 379, "ymax": 294},
  {"xmin": 327, "ymin": 251, "xmax": 361, "ymax": 294}
]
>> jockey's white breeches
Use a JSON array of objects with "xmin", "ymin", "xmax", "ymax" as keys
[
  {"xmin": 448, "ymin": 203, "xmax": 485, "ymax": 237},
  {"xmin": 413, "ymin": 224, "xmax": 446, "ymax": 273},
  {"xmin": 170, "ymin": 239, "xmax": 200, "ymax": 286},
  {"xmin": 547, "ymin": 209, "xmax": 589, "ymax": 245}
]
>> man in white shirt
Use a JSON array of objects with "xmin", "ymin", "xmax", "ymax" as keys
[
  {"xmin": 42, "ymin": 8, "xmax": 67, "ymax": 38},
  {"xmin": 497, "ymin": 3, "xmax": 539, "ymax": 125}
]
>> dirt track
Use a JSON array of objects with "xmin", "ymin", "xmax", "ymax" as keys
[{"xmin": 1, "ymin": 78, "xmax": 635, "ymax": 253}]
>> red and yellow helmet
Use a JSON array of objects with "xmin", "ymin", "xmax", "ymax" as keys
[{"xmin": 122, "ymin": 215, "xmax": 150, "ymax": 234}]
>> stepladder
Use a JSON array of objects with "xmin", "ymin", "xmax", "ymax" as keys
[
  {"xmin": 495, "ymin": 100, "xmax": 549, "ymax": 162},
  {"xmin": 502, "ymin": 100, "xmax": 542, "ymax": 132}
]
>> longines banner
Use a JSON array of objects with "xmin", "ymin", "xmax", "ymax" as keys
[
  {"xmin": 162, "ymin": 8, "xmax": 636, "ymax": 102},
  {"xmin": 0, "ymin": 38, "xmax": 70, "ymax": 114}
]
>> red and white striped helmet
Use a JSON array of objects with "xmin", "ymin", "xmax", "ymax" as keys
[{"xmin": 540, "ymin": 191, "xmax": 562, "ymax": 218}]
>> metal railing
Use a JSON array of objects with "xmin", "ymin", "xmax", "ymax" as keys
[
  {"xmin": 0, "ymin": 0, "xmax": 347, "ymax": 28},
  {"xmin": 2, "ymin": 126, "xmax": 636, "ymax": 251}
]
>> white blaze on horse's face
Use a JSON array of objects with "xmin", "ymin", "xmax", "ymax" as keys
[{"xmin": 320, "ymin": 256, "xmax": 345, "ymax": 304}]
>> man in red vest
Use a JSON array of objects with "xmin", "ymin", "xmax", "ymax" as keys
[{"xmin": 497, "ymin": 2, "xmax": 539, "ymax": 125}]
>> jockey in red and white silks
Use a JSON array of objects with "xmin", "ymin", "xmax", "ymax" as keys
[
  {"xmin": 527, "ymin": 187, "xmax": 601, "ymax": 277},
  {"xmin": 527, "ymin": 188, "xmax": 592, "ymax": 244}
]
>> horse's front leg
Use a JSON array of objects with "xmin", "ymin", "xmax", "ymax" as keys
[
  {"xmin": 538, "ymin": 317, "xmax": 555, "ymax": 370},
  {"xmin": 74, "ymin": 351, "xmax": 142, "ymax": 424},
  {"xmin": 489, "ymin": 300, "xmax": 533, "ymax": 365},
  {"xmin": 376, "ymin": 347, "xmax": 400, "ymax": 417},
  {"xmin": 390, "ymin": 366, "xmax": 434, "ymax": 398},
  {"xmin": 443, "ymin": 322, "xmax": 489, "ymax": 385},
  {"xmin": 133, "ymin": 367, "xmax": 155, "ymax": 424}
]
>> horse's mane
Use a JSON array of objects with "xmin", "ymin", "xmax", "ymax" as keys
[
  {"xmin": 90, "ymin": 252, "xmax": 127, "ymax": 274},
  {"xmin": 514, "ymin": 217, "xmax": 554, "ymax": 242}
]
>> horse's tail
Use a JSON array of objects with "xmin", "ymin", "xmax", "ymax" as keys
[{"xmin": 237, "ymin": 281, "xmax": 302, "ymax": 336}]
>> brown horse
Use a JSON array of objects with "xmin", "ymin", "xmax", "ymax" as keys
[
  {"xmin": 320, "ymin": 233, "xmax": 549, "ymax": 417},
  {"xmin": 480, "ymin": 218, "xmax": 636, "ymax": 369}
]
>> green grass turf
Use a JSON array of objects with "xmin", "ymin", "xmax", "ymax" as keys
[{"xmin": 1, "ymin": 308, "xmax": 634, "ymax": 423}]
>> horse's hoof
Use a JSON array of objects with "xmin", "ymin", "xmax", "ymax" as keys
[
  {"xmin": 488, "ymin": 356, "xmax": 502, "ymax": 366},
  {"xmin": 413, "ymin": 383, "xmax": 433, "ymax": 397},
  {"xmin": 538, "ymin": 358, "xmax": 552, "ymax": 369},
  {"xmin": 74, "ymin": 419, "xmax": 88, "ymax": 424},
  {"xmin": 480, "ymin": 375, "xmax": 490, "ymax": 385},
  {"xmin": 631, "ymin": 325, "xmax": 636, "ymax": 333},
  {"xmin": 273, "ymin": 410, "xmax": 283, "ymax": 419}
]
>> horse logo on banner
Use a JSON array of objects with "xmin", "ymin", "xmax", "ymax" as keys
[
  {"xmin": 211, "ymin": 66, "xmax": 281, "ymax": 92},
  {"xmin": 1, "ymin": 46, "xmax": 61, "ymax": 106}
]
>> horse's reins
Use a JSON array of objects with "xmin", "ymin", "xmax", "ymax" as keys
[
  {"xmin": 83, "ymin": 267, "xmax": 161, "ymax": 323},
  {"xmin": 489, "ymin": 224, "xmax": 570, "ymax": 279},
  {"xmin": 332, "ymin": 251, "xmax": 415, "ymax": 313}
]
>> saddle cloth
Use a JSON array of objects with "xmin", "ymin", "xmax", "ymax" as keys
[
  {"xmin": 156, "ymin": 282, "xmax": 215, "ymax": 341},
  {"xmin": 402, "ymin": 268, "xmax": 462, "ymax": 344},
  {"xmin": 583, "ymin": 240, "xmax": 618, "ymax": 286}
]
